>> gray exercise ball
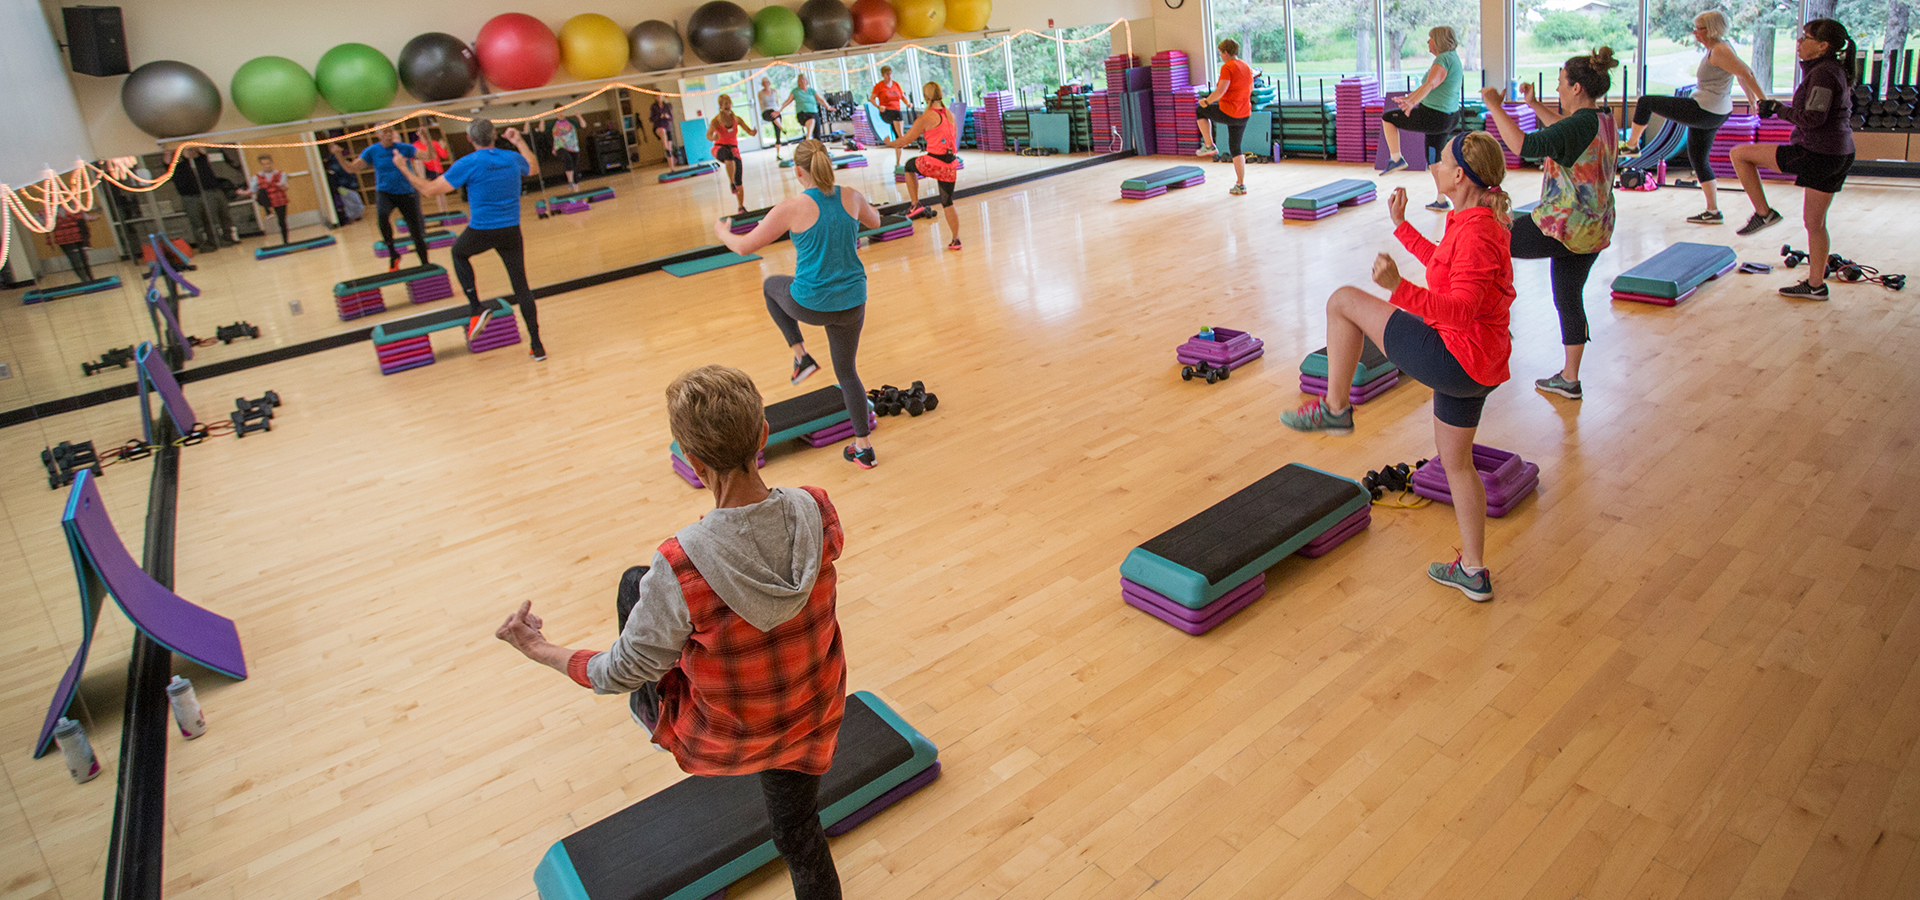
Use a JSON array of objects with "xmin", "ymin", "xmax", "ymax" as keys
[
  {"xmin": 121, "ymin": 60, "xmax": 223, "ymax": 138},
  {"xmin": 686, "ymin": 2, "xmax": 754, "ymax": 64},
  {"xmin": 799, "ymin": 0, "xmax": 854, "ymax": 51},
  {"xmin": 629, "ymin": 20, "xmax": 684, "ymax": 71}
]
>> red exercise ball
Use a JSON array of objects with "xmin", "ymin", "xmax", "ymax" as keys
[
  {"xmin": 475, "ymin": 13, "xmax": 559, "ymax": 91},
  {"xmin": 849, "ymin": 0, "xmax": 897, "ymax": 44}
]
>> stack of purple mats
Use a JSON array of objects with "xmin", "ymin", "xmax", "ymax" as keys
[
  {"xmin": 1756, "ymin": 115, "xmax": 1795, "ymax": 180},
  {"xmin": 978, "ymin": 91, "xmax": 1012, "ymax": 152},
  {"xmin": 1708, "ymin": 114, "xmax": 1759, "ymax": 181},
  {"xmin": 1175, "ymin": 327, "xmax": 1264, "ymax": 371},
  {"xmin": 1485, "ymin": 103, "xmax": 1539, "ymax": 168},
  {"xmin": 1335, "ymin": 76, "xmax": 1382, "ymax": 162},
  {"xmin": 1409, "ymin": 444, "xmax": 1540, "ymax": 517}
]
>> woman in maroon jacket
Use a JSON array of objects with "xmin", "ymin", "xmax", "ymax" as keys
[
  {"xmin": 1728, "ymin": 18, "xmax": 1857, "ymax": 300},
  {"xmin": 1283, "ymin": 132, "xmax": 1516, "ymax": 602}
]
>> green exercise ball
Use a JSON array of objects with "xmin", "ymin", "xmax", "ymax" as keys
[
  {"xmin": 316, "ymin": 43, "xmax": 399, "ymax": 113},
  {"xmin": 753, "ymin": 6, "xmax": 805, "ymax": 56},
  {"xmin": 230, "ymin": 56, "xmax": 319, "ymax": 124}
]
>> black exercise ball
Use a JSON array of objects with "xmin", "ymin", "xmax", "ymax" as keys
[
  {"xmin": 687, "ymin": 1, "xmax": 754, "ymax": 64},
  {"xmin": 799, "ymin": 0, "xmax": 854, "ymax": 51},
  {"xmin": 398, "ymin": 32, "xmax": 479, "ymax": 102}
]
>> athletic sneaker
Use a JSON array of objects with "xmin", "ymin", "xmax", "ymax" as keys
[
  {"xmin": 1429, "ymin": 558, "xmax": 1493, "ymax": 602},
  {"xmin": 905, "ymin": 203, "xmax": 927, "ymax": 219},
  {"xmin": 1426, "ymin": 199, "xmax": 1452, "ymax": 211},
  {"xmin": 790, "ymin": 353, "xmax": 819, "ymax": 385},
  {"xmin": 388, "ymin": 255, "xmax": 402, "ymax": 272},
  {"xmin": 465, "ymin": 310, "xmax": 492, "ymax": 345},
  {"xmin": 1534, "ymin": 373, "xmax": 1582, "ymax": 399},
  {"xmin": 1229, "ymin": 184, "xmax": 1247, "ymax": 196},
  {"xmin": 1194, "ymin": 145, "xmax": 1218, "ymax": 158},
  {"xmin": 843, "ymin": 444, "xmax": 877, "ymax": 469},
  {"xmin": 1686, "ymin": 209, "xmax": 1724, "ymax": 224},
  {"xmin": 1778, "ymin": 279, "xmax": 1830, "ymax": 300},
  {"xmin": 529, "ymin": 342, "xmax": 547, "ymax": 361},
  {"xmin": 1736, "ymin": 208, "xmax": 1783, "ymax": 236},
  {"xmin": 947, "ymin": 238, "xmax": 962, "ymax": 250},
  {"xmin": 1381, "ymin": 156, "xmax": 1408, "ymax": 174},
  {"xmin": 1280, "ymin": 399, "xmax": 1354, "ymax": 434}
]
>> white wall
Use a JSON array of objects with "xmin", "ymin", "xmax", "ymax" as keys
[
  {"xmin": 41, "ymin": 0, "xmax": 1149, "ymax": 159},
  {"xmin": 6, "ymin": 3, "xmax": 95, "ymax": 187}
]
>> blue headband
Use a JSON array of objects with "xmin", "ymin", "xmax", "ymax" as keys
[{"xmin": 1450, "ymin": 134, "xmax": 1492, "ymax": 190}]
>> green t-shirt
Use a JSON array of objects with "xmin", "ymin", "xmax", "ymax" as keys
[
  {"xmin": 1520, "ymin": 107, "xmax": 1601, "ymax": 169},
  {"xmin": 791, "ymin": 87, "xmax": 818, "ymax": 115},
  {"xmin": 1421, "ymin": 50, "xmax": 1465, "ymax": 113}
]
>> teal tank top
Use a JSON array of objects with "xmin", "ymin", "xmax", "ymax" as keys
[
  {"xmin": 1422, "ymin": 51, "xmax": 1465, "ymax": 114},
  {"xmin": 790, "ymin": 187, "xmax": 867, "ymax": 312}
]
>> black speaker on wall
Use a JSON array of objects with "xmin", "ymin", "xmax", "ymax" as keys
[{"xmin": 63, "ymin": 6, "xmax": 129, "ymax": 77}]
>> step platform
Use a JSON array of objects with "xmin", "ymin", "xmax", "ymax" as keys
[
  {"xmin": 668, "ymin": 386, "xmax": 875, "ymax": 487},
  {"xmin": 1408, "ymin": 444, "xmax": 1539, "ymax": 517},
  {"xmin": 368, "ymin": 296, "xmax": 519, "ymax": 374},
  {"xmin": 373, "ymin": 230, "xmax": 456, "ymax": 258},
  {"xmin": 1300, "ymin": 337, "xmax": 1398, "ymax": 383},
  {"xmin": 254, "ymin": 235, "xmax": 337, "ymax": 259},
  {"xmin": 1121, "ymin": 464, "xmax": 1369, "ymax": 634},
  {"xmin": 1610, "ymin": 242, "xmax": 1738, "ymax": 305},
  {"xmin": 728, "ymin": 208, "xmax": 771, "ymax": 234},
  {"xmin": 23, "ymin": 275, "xmax": 122, "ymax": 305},
  {"xmin": 659, "ymin": 161, "xmax": 722, "ymax": 182},
  {"xmin": 396, "ymin": 211, "xmax": 469, "ymax": 233},
  {"xmin": 1175, "ymin": 327, "xmax": 1264, "ymax": 371},
  {"xmin": 1299, "ymin": 370, "xmax": 1401, "ymax": 404},
  {"xmin": 535, "ymin": 198, "xmax": 591, "ymax": 215},
  {"xmin": 860, "ymin": 214, "xmax": 914, "ymax": 243},
  {"xmin": 331, "ymin": 264, "xmax": 453, "ymax": 320},
  {"xmin": 533, "ymin": 691, "xmax": 937, "ymax": 900},
  {"xmin": 1121, "ymin": 165, "xmax": 1205, "ymax": 199},
  {"xmin": 1282, "ymin": 179, "xmax": 1378, "ymax": 220}
]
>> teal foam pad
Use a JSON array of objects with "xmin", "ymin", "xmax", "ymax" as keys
[
  {"xmin": 1300, "ymin": 336, "xmax": 1395, "ymax": 383},
  {"xmin": 1283, "ymin": 179, "xmax": 1377, "ymax": 210},
  {"xmin": 254, "ymin": 235, "xmax": 337, "ymax": 258},
  {"xmin": 370, "ymin": 296, "xmax": 511, "ymax": 345},
  {"xmin": 533, "ymin": 691, "xmax": 936, "ymax": 900},
  {"xmin": 663, "ymin": 252, "xmax": 761, "ymax": 277},
  {"xmin": 1120, "ymin": 464, "xmax": 1368, "ymax": 609},
  {"xmin": 1611, "ymin": 242, "xmax": 1738, "ymax": 299},
  {"xmin": 23, "ymin": 276, "xmax": 122, "ymax": 304},
  {"xmin": 1121, "ymin": 166, "xmax": 1205, "ymax": 191}
]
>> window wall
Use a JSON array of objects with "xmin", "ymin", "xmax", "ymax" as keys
[
  {"xmin": 1010, "ymin": 32, "xmax": 1060, "ymax": 103},
  {"xmin": 1642, "ymin": 0, "xmax": 1801, "ymax": 95},
  {"xmin": 919, "ymin": 45, "xmax": 957, "ymax": 98},
  {"xmin": 961, "ymin": 38, "xmax": 1011, "ymax": 104},
  {"xmin": 1061, "ymin": 24, "xmax": 1114, "ymax": 89}
]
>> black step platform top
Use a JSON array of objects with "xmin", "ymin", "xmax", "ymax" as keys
[
  {"xmin": 335, "ymin": 264, "xmax": 446, "ymax": 292},
  {"xmin": 766, "ymin": 386, "xmax": 847, "ymax": 434},
  {"xmin": 560, "ymin": 695, "xmax": 913, "ymax": 900},
  {"xmin": 1310, "ymin": 336, "xmax": 1389, "ymax": 371},
  {"xmin": 1138, "ymin": 464, "xmax": 1365, "ymax": 585}
]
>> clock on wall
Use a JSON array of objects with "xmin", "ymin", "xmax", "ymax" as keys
[{"xmin": 1164, "ymin": 0, "xmax": 1185, "ymax": 8}]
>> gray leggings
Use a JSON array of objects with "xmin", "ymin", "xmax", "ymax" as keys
[{"xmin": 764, "ymin": 275, "xmax": 869, "ymax": 438}]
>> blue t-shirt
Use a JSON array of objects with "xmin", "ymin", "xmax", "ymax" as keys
[
  {"xmin": 359, "ymin": 142, "xmax": 418, "ymax": 194},
  {"xmin": 442, "ymin": 148, "xmax": 530, "ymax": 230}
]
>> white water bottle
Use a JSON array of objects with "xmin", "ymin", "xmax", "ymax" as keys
[
  {"xmin": 54, "ymin": 717, "xmax": 101, "ymax": 783},
  {"xmin": 166, "ymin": 676, "xmax": 207, "ymax": 739}
]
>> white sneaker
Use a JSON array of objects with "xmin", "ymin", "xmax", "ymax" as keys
[{"xmin": 1194, "ymin": 145, "xmax": 1217, "ymax": 158}]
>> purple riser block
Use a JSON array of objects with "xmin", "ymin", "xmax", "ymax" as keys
[
  {"xmin": 1283, "ymin": 206, "xmax": 1341, "ymax": 221},
  {"xmin": 1341, "ymin": 192, "xmax": 1377, "ymax": 207},
  {"xmin": 1122, "ymin": 575, "xmax": 1267, "ymax": 635},
  {"xmin": 1174, "ymin": 176, "xmax": 1205, "ymax": 188},
  {"xmin": 586, "ymin": 191, "xmax": 614, "ymax": 202},
  {"xmin": 671, "ymin": 454, "xmax": 705, "ymax": 488},
  {"xmin": 1414, "ymin": 460, "xmax": 1536, "ymax": 507},
  {"xmin": 1299, "ymin": 372, "xmax": 1401, "ymax": 404},
  {"xmin": 729, "ymin": 222, "xmax": 759, "ymax": 235},
  {"xmin": 1178, "ymin": 347, "xmax": 1265, "ymax": 370},
  {"xmin": 1121, "ymin": 188, "xmax": 1168, "ymax": 199},
  {"xmin": 375, "ymin": 236, "xmax": 455, "ymax": 257},
  {"xmin": 802, "ymin": 415, "xmax": 879, "ymax": 447},
  {"xmin": 1297, "ymin": 506, "xmax": 1371, "ymax": 558},
  {"xmin": 871, "ymin": 228, "xmax": 913, "ymax": 242},
  {"xmin": 824, "ymin": 761, "xmax": 942, "ymax": 837},
  {"xmin": 1610, "ymin": 290, "xmax": 1687, "ymax": 306},
  {"xmin": 541, "ymin": 200, "xmax": 590, "ymax": 214},
  {"xmin": 1409, "ymin": 443, "xmax": 1526, "ymax": 492},
  {"xmin": 1412, "ymin": 467, "xmax": 1539, "ymax": 517},
  {"xmin": 1175, "ymin": 329, "xmax": 1261, "ymax": 366},
  {"xmin": 378, "ymin": 348, "xmax": 434, "ymax": 368},
  {"xmin": 469, "ymin": 319, "xmax": 522, "ymax": 352},
  {"xmin": 380, "ymin": 355, "xmax": 436, "ymax": 375},
  {"xmin": 408, "ymin": 285, "xmax": 454, "ymax": 304},
  {"xmin": 340, "ymin": 288, "xmax": 383, "ymax": 303}
]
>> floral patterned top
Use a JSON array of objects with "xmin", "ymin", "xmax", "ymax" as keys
[{"xmin": 1522, "ymin": 107, "xmax": 1616, "ymax": 255}]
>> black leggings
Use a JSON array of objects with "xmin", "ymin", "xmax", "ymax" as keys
[
  {"xmin": 1381, "ymin": 106, "xmax": 1460, "ymax": 164},
  {"xmin": 612, "ymin": 570, "xmax": 842, "ymax": 900},
  {"xmin": 453, "ymin": 225, "xmax": 541, "ymax": 348},
  {"xmin": 1195, "ymin": 103, "xmax": 1249, "ymax": 157},
  {"xmin": 61, "ymin": 245, "xmax": 94, "ymax": 283},
  {"xmin": 797, "ymin": 111, "xmax": 821, "ymax": 139},
  {"xmin": 1510, "ymin": 214, "xmax": 1600, "ymax": 347},
  {"xmin": 764, "ymin": 275, "xmax": 868, "ymax": 438},
  {"xmin": 267, "ymin": 205, "xmax": 288, "ymax": 243},
  {"xmin": 375, "ymin": 191, "xmax": 430, "ymax": 264},
  {"xmin": 1382, "ymin": 310, "xmax": 1496, "ymax": 428},
  {"xmin": 1632, "ymin": 95, "xmax": 1730, "ymax": 183}
]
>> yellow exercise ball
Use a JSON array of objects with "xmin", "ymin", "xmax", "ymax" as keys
[
  {"xmin": 559, "ymin": 13, "xmax": 630, "ymax": 80},
  {"xmin": 945, "ymin": 0, "xmax": 989, "ymax": 32},
  {"xmin": 893, "ymin": 0, "xmax": 945, "ymax": 39}
]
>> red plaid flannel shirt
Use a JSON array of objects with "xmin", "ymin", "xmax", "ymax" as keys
[{"xmin": 652, "ymin": 486, "xmax": 847, "ymax": 776}]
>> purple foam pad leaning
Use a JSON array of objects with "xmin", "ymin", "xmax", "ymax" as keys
[
  {"xmin": 824, "ymin": 761, "xmax": 942, "ymax": 837},
  {"xmin": 1297, "ymin": 505, "xmax": 1371, "ymax": 558},
  {"xmin": 136, "ymin": 343, "xmax": 197, "ymax": 440},
  {"xmin": 1123, "ymin": 575, "xmax": 1268, "ymax": 635},
  {"xmin": 1299, "ymin": 371, "xmax": 1401, "ymax": 404}
]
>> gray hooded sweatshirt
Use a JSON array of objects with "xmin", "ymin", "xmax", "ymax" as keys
[{"xmin": 586, "ymin": 487, "xmax": 825, "ymax": 694}]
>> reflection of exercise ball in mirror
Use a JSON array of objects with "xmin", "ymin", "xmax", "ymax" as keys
[
  {"xmin": 850, "ymin": 0, "xmax": 897, "ymax": 44},
  {"xmin": 892, "ymin": 0, "xmax": 945, "ymax": 39},
  {"xmin": 753, "ymin": 6, "xmax": 806, "ymax": 57},
  {"xmin": 687, "ymin": 2, "xmax": 755, "ymax": 64},
  {"xmin": 122, "ymin": 60, "xmax": 223, "ymax": 138},
  {"xmin": 230, "ymin": 56, "xmax": 319, "ymax": 125},
  {"xmin": 475, "ymin": 13, "xmax": 560, "ymax": 90},
  {"xmin": 559, "ymin": 13, "xmax": 631, "ymax": 80},
  {"xmin": 398, "ymin": 33, "xmax": 479, "ymax": 101},
  {"xmin": 945, "ymin": 0, "xmax": 991, "ymax": 32},
  {"xmin": 315, "ymin": 43, "xmax": 399, "ymax": 113},
  {"xmin": 799, "ymin": 0, "xmax": 854, "ymax": 50},
  {"xmin": 629, "ymin": 20, "xmax": 684, "ymax": 71}
]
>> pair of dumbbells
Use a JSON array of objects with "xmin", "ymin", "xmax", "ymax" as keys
[
  {"xmin": 868, "ymin": 381, "xmax": 939, "ymax": 417},
  {"xmin": 1363, "ymin": 460, "xmax": 1425, "ymax": 501},
  {"xmin": 1180, "ymin": 361, "xmax": 1232, "ymax": 383}
]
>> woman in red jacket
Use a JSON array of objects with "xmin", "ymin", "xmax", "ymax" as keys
[{"xmin": 1282, "ymin": 131, "xmax": 1516, "ymax": 602}]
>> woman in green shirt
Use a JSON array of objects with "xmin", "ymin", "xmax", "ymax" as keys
[
  {"xmin": 1381, "ymin": 26, "xmax": 1467, "ymax": 210},
  {"xmin": 780, "ymin": 73, "xmax": 829, "ymax": 141}
]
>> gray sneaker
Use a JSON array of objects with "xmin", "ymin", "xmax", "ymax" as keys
[
  {"xmin": 1736, "ymin": 208, "xmax": 1783, "ymax": 236},
  {"xmin": 1429, "ymin": 559, "xmax": 1493, "ymax": 601},
  {"xmin": 1534, "ymin": 373, "xmax": 1582, "ymax": 400},
  {"xmin": 1686, "ymin": 209, "xmax": 1724, "ymax": 224},
  {"xmin": 1777, "ymin": 279, "xmax": 1829, "ymax": 300},
  {"xmin": 1280, "ymin": 399, "xmax": 1354, "ymax": 434}
]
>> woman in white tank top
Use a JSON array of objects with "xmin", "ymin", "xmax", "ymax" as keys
[{"xmin": 1626, "ymin": 11, "xmax": 1771, "ymax": 223}]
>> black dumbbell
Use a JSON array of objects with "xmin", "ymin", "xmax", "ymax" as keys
[{"xmin": 1782, "ymin": 244, "xmax": 1810, "ymax": 268}]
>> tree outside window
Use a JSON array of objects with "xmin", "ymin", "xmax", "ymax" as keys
[{"xmin": 1061, "ymin": 23, "xmax": 1114, "ymax": 89}]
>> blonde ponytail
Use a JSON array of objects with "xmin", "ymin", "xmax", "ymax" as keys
[{"xmin": 794, "ymin": 138, "xmax": 835, "ymax": 191}]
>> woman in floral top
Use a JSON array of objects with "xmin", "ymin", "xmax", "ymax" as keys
[{"xmin": 1482, "ymin": 47, "xmax": 1619, "ymax": 402}]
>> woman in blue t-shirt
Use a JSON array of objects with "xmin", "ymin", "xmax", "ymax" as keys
[
  {"xmin": 401, "ymin": 119, "xmax": 547, "ymax": 361},
  {"xmin": 714, "ymin": 139, "xmax": 885, "ymax": 469},
  {"xmin": 1381, "ymin": 27, "xmax": 1467, "ymax": 210}
]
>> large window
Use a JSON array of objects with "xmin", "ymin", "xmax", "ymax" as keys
[
  {"xmin": 1827, "ymin": 0, "xmax": 1918, "ymax": 95},
  {"xmin": 1010, "ymin": 32, "xmax": 1060, "ymax": 103},
  {"xmin": 1513, "ymin": 0, "xmax": 1637, "ymax": 102},
  {"xmin": 1644, "ymin": 0, "xmax": 1800, "ymax": 95},
  {"xmin": 1061, "ymin": 24, "xmax": 1113, "ymax": 89},
  {"xmin": 919, "ymin": 46, "xmax": 956, "ymax": 97},
  {"xmin": 963, "ymin": 39, "xmax": 1011, "ymax": 104}
]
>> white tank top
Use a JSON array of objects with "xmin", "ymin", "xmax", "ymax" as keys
[{"xmin": 1694, "ymin": 49, "xmax": 1735, "ymax": 115}]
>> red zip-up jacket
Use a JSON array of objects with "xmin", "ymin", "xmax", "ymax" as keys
[{"xmin": 1388, "ymin": 207, "xmax": 1515, "ymax": 386}]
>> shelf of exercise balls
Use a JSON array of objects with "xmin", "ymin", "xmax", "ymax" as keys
[
  {"xmin": 368, "ymin": 297, "xmax": 519, "ymax": 375},
  {"xmin": 331, "ymin": 264, "xmax": 454, "ymax": 320}
]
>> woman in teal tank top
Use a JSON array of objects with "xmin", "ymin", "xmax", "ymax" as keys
[
  {"xmin": 1381, "ymin": 27, "xmax": 1468, "ymax": 210},
  {"xmin": 716, "ymin": 139, "xmax": 886, "ymax": 468}
]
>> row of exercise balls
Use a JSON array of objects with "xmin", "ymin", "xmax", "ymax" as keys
[{"xmin": 227, "ymin": 43, "xmax": 399, "ymax": 125}]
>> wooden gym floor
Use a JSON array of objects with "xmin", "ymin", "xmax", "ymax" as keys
[{"xmin": 4, "ymin": 156, "xmax": 1920, "ymax": 900}]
